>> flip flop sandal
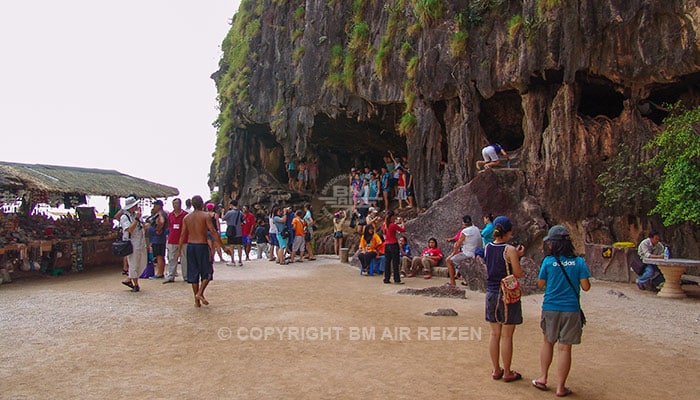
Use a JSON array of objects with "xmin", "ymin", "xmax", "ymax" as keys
[
  {"xmin": 503, "ymin": 372, "xmax": 522, "ymax": 382},
  {"xmin": 122, "ymin": 281, "xmax": 134, "ymax": 289},
  {"xmin": 556, "ymin": 388, "xmax": 572, "ymax": 397},
  {"xmin": 492, "ymin": 368, "xmax": 504, "ymax": 380},
  {"xmin": 532, "ymin": 380, "xmax": 548, "ymax": 391}
]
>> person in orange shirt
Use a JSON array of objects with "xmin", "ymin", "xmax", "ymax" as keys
[
  {"xmin": 358, "ymin": 225, "xmax": 382, "ymax": 275},
  {"xmin": 290, "ymin": 210, "xmax": 306, "ymax": 263}
]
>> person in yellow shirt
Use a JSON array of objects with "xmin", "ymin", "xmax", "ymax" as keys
[{"xmin": 358, "ymin": 225, "xmax": 382, "ymax": 275}]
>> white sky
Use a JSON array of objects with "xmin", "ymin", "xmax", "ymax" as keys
[{"xmin": 0, "ymin": 0, "xmax": 242, "ymax": 210}]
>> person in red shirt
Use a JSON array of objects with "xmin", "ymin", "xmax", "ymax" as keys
[
  {"xmin": 241, "ymin": 205, "xmax": 256, "ymax": 261},
  {"xmin": 382, "ymin": 210, "xmax": 406, "ymax": 284},
  {"xmin": 164, "ymin": 198, "xmax": 188, "ymax": 283},
  {"xmin": 408, "ymin": 238, "xmax": 443, "ymax": 279}
]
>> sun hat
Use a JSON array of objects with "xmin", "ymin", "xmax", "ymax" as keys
[
  {"xmin": 123, "ymin": 195, "xmax": 139, "ymax": 210},
  {"xmin": 205, "ymin": 202, "xmax": 215, "ymax": 211},
  {"xmin": 493, "ymin": 215, "xmax": 512, "ymax": 233},
  {"xmin": 543, "ymin": 225, "xmax": 570, "ymax": 241}
]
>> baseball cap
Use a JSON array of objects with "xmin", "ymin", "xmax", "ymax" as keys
[
  {"xmin": 493, "ymin": 216, "xmax": 512, "ymax": 233},
  {"xmin": 544, "ymin": 225, "xmax": 570, "ymax": 241},
  {"xmin": 153, "ymin": 200, "xmax": 164, "ymax": 207}
]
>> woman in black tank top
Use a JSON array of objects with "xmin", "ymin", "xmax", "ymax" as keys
[{"xmin": 484, "ymin": 216, "xmax": 525, "ymax": 383}]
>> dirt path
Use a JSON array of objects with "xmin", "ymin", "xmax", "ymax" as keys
[{"xmin": 1, "ymin": 256, "xmax": 698, "ymax": 399}]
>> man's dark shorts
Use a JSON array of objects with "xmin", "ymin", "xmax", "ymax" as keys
[
  {"xmin": 226, "ymin": 226, "xmax": 243, "ymax": 245},
  {"xmin": 151, "ymin": 243, "xmax": 166, "ymax": 257},
  {"xmin": 187, "ymin": 243, "xmax": 213, "ymax": 283}
]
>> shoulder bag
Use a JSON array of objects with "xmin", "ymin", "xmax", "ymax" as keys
[
  {"xmin": 500, "ymin": 248, "xmax": 522, "ymax": 305},
  {"xmin": 554, "ymin": 255, "xmax": 587, "ymax": 326},
  {"xmin": 112, "ymin": 213, "xmax": 134, "ymax": 257}
]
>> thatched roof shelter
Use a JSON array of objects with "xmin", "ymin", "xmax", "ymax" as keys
[{"xmin": 0, "ymin": 161, "xmax": 179, "ymax": 198}]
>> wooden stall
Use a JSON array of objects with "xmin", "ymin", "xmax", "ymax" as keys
[{"xmin": 0, "ymin": 161, "xmax": 178, "ymax": 283}]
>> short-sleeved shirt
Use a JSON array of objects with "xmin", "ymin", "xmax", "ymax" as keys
[
  {"xmin": 222, "ymin": 209, "xmax": 243, "ymax": 237},
  {"xmin": 241, "ymin": 212, "xmax": 255, "ymax": 236},
  {"xmin": 292, "ymin": 216, "xmax": 306, "ymax": 236},
  {"xmin": 304, "ymin": 210, "xmax": 314, "ymax": 232},
  {"xmin": 269, "ymin": 216, "xmax": 278, "ymax": 234},
  {"xmin": 539, "ymin": 255, "xmax": 591, "ymax": 312},
  {"xmin": 167, "ymin": 210, "xmax": 188, "ymax": 245},
  {"xmin": 637, "ymin": 237, "xmax": 663, "ymax": 259},
  {"xmin": 254, "ymin": 225, "xmax": 268, "ymax": 243},
  {"xmin": 421, "ymin": 246, "xmax": 443, "ymax": 263},
  {"xmin": 273, "ymin": 215, "xmax": 287, "ymax": 233},
  {"xmin": 120, "ymin": 211, "xmax": 145, "ymax": 249},
  {"xmin": 460, "ymin": 225, "xmax": 483, "ymax": 257}
]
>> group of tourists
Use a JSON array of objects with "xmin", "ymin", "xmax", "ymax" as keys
[
  {"xmin": 365, "ymin": 210, "xmax": 590, "ymax": 397},
  {"xmin": 286, "ymin": 159, "xmax": 319, "ymax": 194},
  {"xmin": 349, "ymin": 150, "xmax": 415, "ymax": 212},
  {"xmin": 118, "ymin": 195, "xmax": 228, "ymax": 307}
]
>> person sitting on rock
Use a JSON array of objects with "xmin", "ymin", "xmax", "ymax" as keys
[
  {"xmin": 476, "ymin": 143, "xmax": 508, "ymax": 170},
  {"xmin": 406, "ymin": 237, "xmax": 443, "ymax": 279},
  {"xmin": 446, "ymin": 215, "xmax": 483, "ymax": 286},
  {"xmin": 399, "ymin": 236, "xmax": 412, "ymax": 276}
]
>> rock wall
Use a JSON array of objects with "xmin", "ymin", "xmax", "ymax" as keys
[{"xmin": 211, "ymin": 0, "xmax": 700, "ymax": 257}]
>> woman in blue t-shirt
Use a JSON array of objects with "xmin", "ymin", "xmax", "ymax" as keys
[{"xmin": 533, "ymin": 225, "xmax": 591, "ymax": 397}]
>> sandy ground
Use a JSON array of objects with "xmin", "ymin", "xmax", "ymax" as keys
[{"xmin": 1, "ymin": 256, "xmax": 699, "ymax": 400}]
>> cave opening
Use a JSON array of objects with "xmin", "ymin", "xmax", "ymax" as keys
[
  {"xmin": 643, "ymin": 72, "xmax": 700, "ymax": 125},
  {"xmin": 478, "ymin": 90, "xmax": 525, "ymax": 151},
  {"xmin": 309, "ymin": 104, "xmax": 407, "ymax": 187},
  {"xmin": 576, "ymin": 72, "xmax": 625, "ymax": 119}
]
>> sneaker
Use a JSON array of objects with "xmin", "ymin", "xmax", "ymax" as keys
[
  {"xmin": 162, "ymin": 278, "xmax": 175, "ymax": 284},
  {"xmin": 226, "ymin": 262, "xmax": 235, "ymax": 267},
  {"xmin": 132, "ymin": 285, "xmax": 140, "ymax": 292},
  {"xmin": 149, "ymin": 275, "xmax": 164, "ymax": 280},
  {"xmin": 238, "ymin": 261, "xmax": 243, "ymax": 266}
]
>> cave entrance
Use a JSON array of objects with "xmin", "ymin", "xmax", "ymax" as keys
[
  {"xmin": 309, "ymin": 104, "xmax": 406, "ymax": 187},
  {"xmin": 247, "ymin": 123, "xmax": 287, "ymax": 183},
  {"xmin": 643, "ymin": 72, "xmax": 700, "ymax": 125},
  {"xmin": 576, "ymin": 72, "xmax": 625, "ymax": 119},
  {"xmin": 478, "ymin": 90, "xmax": 525, "ymax": 151}
]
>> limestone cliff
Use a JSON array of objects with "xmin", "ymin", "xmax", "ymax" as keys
[{"xmin": 211, "ymin": 0, "xmax": 700, "ymax": 256}]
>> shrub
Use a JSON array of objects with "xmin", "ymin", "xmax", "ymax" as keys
[{"xmin": 450, "ymin": 31, "xmax": 468, "ymax": 57}]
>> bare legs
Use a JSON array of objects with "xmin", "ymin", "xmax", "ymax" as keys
[
  {"xmin": 489, "ymin": 323, "xmax": 517, "ymax": 379},
  {"xmin": 446, "ymin": 256, "xmax": 457, "ymax": 286},
  {"xmin": 536, "ymin": 336, "xmax": 573, "ymax": 395},
  {"xmin": 192, "ymin": 279, "xmax": 210, "ymax": 307}
]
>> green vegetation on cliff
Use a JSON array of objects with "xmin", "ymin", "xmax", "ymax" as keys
[
  {"xmin": 213, "ymin": 0, "xmax": 262, "ymax": 168},
  {"xmin": 646, "ymin": 104, "xmax": 700, "ymax": 225}
]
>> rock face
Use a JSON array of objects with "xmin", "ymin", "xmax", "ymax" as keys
[{"xmin": 211, "ymin": 0, "xmax": 700, "ymax": 258}]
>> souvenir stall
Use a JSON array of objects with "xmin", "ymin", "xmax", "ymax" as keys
[{"xmin": 0, "ymin": 162, "xmax": 178, "ymax": 283}]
